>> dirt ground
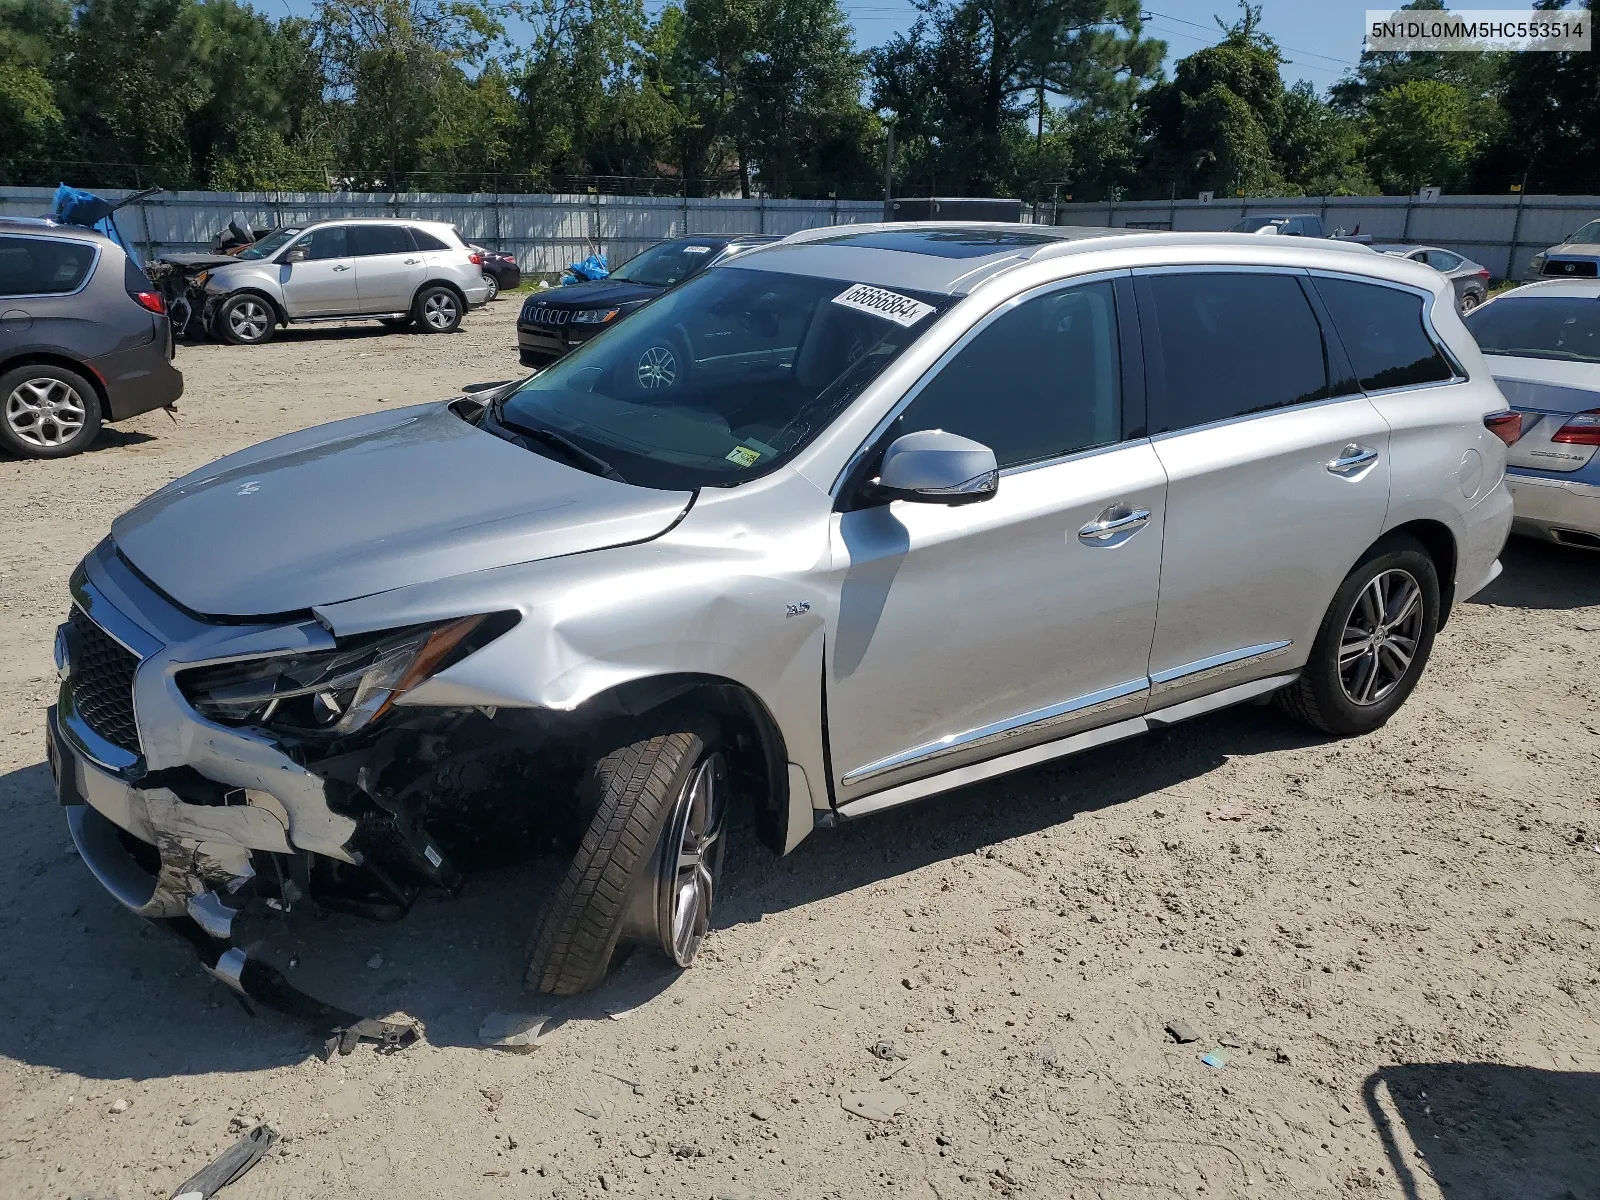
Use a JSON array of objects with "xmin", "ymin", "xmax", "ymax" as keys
[{"xmin": 1, "ymin": 299, "xmax": 1597, "ymax": 1200}]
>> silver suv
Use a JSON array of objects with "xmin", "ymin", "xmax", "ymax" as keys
[
  {"xmin": 198, "ymin": 218, "xmax": 490, "ymax": 344},
  {"xmin": 48, "ymin": 224, "xmax": 1514, "ymax": 1012}
]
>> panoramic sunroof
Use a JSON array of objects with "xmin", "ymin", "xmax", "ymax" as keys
[{"xmin": 821, "ymin": 228, "xmax": 1067, "ymax": 258}]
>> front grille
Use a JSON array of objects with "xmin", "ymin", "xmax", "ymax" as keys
[
  {"xmin": 1542, "ymin": 259, "xmax": 1598, "ymax": 277},
  {"xmin": 68, "ymin": 606, "xmax": 142, "ymax": 755},
  {"xmin": 523, "ymin": 305, "xmax": 571, "ymax": 326}
]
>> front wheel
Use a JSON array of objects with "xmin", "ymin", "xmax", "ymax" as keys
[
  {"xmin": 1276, "ymin": 536, "xmax": 1440, "ymax": 736},
  {"xmin": 216, "ymin": 293, "xmax": 276, "ymax": 345},
  {"xmin": 525, "ymin": 718, "xmax": 726, "ymax": 996},
  {"xmin": 413, "ymin": 285, "xmax": 462, "ymax": 333}
]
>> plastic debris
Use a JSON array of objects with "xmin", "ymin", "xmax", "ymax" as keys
[
  {"xmin": 479, "ymin": 1011, "xmax": 548, "ymax": 1052},
  {"xmin": 840, "ymin": 1091, "xmax": 907, "ymax": 1121},
  {"xmin": 168, "ymin": 1123, "xmax": 277, "ymax": 1200},
  {"xmin": 1165, "ymin": 1018, "xmax": 1200, "ymax": 1044},
  {"xmin": 1201, "ymin": 1049, "xmax": 1231, "ymax": 1069},
  {"xmin": 869, "ymin": 1038, "xmax": 908, "ymax": 1061}
]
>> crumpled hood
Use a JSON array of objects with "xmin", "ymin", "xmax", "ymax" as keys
[{"xmin": 112, "ymin": 403, "xmax": 693, "ymax": 618}]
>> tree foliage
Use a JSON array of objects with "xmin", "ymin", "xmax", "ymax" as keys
[{"xmin": 0, "ymin": 0, "xmax": 1595, "ymax": 198}]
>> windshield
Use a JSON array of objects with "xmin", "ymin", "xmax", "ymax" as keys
[
  {"xmin": 1465, "ymin": 296, "xmax": 1600, "ymax": 363},
  {"xmin": 608, "ymin": 241, "xmax": 724, "ymax": 288},
  {"xmin": 238, "ymin": 227, "xmax": 300, "ymax": 260},
  {"xmin": 495, "ymin": 266, "xmax": 953, "ymax": 489},
  {"xmin": 1565, "ymin": 220, "xmax": 1600, "ymax": 246}
]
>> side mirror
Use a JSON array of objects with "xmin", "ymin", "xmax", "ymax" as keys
[
  {"xmin": 872, "ymin": 429, "xmax": 998, "ymax": 505},
  {"xmin": 284, "ymin": 246, "xmax": 308, "ymax": 263}
]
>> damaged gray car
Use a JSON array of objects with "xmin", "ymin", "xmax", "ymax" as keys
[{"xmin": 48, "ymin": 223, "xmax": 1512, "ymax": 1024}]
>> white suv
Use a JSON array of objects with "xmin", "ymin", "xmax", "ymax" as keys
[{"xmin": 199, "ymin": 218, "xmax": 491, "ymax": 344}]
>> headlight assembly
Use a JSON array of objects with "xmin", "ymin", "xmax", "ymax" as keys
[
  {"xmin": 571, "ymin": 308, "xmax": 618, "ymax": 324},
  {"xmin": 180, "ymin": 614, "xmax": 500, "ymax": 737}
]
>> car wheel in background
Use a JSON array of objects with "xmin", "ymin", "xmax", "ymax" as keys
[
  {"xmin": 0, "ymin": 364, "xmax": 103, "ymax": 458},
  {"xmin": 525, "ymin": 715, "xmax": 727, "ymax": 995},
  {"xmin": 414, "ymin": 285, "xmax": 462, "ymax": 333},
  {"xmin": 1459, "ymin": 291, "xmax": 1483, "ymax": 314},
  {"xmin": 482, "ymin": 272, "xmax": 500, "ymax": 302},
  {"xmin": 632, "ymin": 337, "xmax": 689, "ymax": 394},
  {"xmin": 216, "ymin": 294, "xmax": 276, "ymax": 345},
  {"xmin": 1276, "ymin": 535, "xmax": 1440, "ymax": 736}
]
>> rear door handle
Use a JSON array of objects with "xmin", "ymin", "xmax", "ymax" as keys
[
  {"xmin": 332, "ymin": 264, "xmax": 351, "ymax": 272},
  {"xmin": 405, "ymin": 258, "xmax": 421, "ymax": 265},
  {"xmin": 1326, "ymin": 444, "xmax": 1378, "ymax": 476},
  {"xmin": 1077, "ymin": 505, "xmax": 1151, "ymax": 546}
]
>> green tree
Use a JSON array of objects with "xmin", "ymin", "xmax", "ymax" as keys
[
  {"xmin": 1488, "ymin": 0, "xmax": 1597, "ymax": 192},
  {"xmin": 1364, "ymin": 78, "xmax": 1483, "ymax": 194},
  {"xmin": 1329, "ymin": 0, "xmax": 1500, "ymax": 117},
  {"xmin": 0, "ymin": 0, "xmax": 68, "ymax": 178}
]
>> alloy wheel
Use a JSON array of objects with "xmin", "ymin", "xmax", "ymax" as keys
[
  {"xmin": 5, "ymin": 377, "xmax": 87, "ymax": 449},
  {"xmin": 482, "ymin": 272, "xmax": 499, "ymax": 302},
  {"xmin": 1460, "ymin": 292, "xmax": 1480, "ymax": 314},
  {"xmin": 1338, "ymin": 568, "xmax": 1425, "ymax": 705},
  {"xmin": 636, "ymin": 345, "xmax": 677, "ymax": 390},
  {"xmin": 423, "ymin": 292, "xmax": 458, "ymax": 330},
  {"xmin": 228, "ymin": 298, "xmax": 270, "ymax": 341},
  {"xmin": 655, "ymin": 753, "xmax": 726, "ymax": 967}
]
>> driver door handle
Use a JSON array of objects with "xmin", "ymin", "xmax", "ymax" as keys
[
  {"xmin": 332, "ymin": 264, "xmax": 351, "ymax": 272},
  {"xmin": 1077, "ymin": 505, "xmax": 1151, "ymax": 545},
  {"xmin": 1326, "ymin": 444, "xmax": 1378, "ymax": 476}
]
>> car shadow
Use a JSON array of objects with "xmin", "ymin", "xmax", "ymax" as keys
[
  {"xmin": 0, "ymin": 704, "xmax": 1327, "ymax": 1079},
  {"xmin": 1470, "ymin": 537, "xmax": 1600, "ymax": 611},
  {"xmin": 1364, "ymin": 1062, "xmax": 1600, "ymax": 1199}
]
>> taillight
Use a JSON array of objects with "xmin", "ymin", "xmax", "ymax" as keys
[
  {"xmin": 131, "ymin": 290, "xmax": 165, "ymax": 314},
  {"xmin": 1477, "ymin": 268, "xmax": 1490, "ymax": 279},
  {"xmin": 468, "ymin": 252, "xmax": 484, "ymax": 266},
  {"xmin": 1483, "ymin": 410, "xmax": 1522, "ymax": 445},
  {"xmin": 1551, "ymin": 409, "xmax": 1600, "ymax": 446}
]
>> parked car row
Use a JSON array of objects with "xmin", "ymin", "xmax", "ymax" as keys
[{"xmin": 49, "ymin": 223, "xmax": 1525, "ymax": 1018}]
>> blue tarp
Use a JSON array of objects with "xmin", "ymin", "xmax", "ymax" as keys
[
  {"xmin": 50, "ymin": 183, "xmax": 138, "ymax": 261},
  {"xmin": 561, "ymin": 253, "xmax": 608, "ymax": 284}
]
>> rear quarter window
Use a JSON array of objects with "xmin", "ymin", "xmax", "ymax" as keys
[
  {"xmin": 410, "ymin": 228, "xmax": 450, "ymax": 251},
  {"xmin": 0, "ymin": 235, "xmax": 97, "ymax": 297},
  {"xmin": 1313, "ymin": 277, "xmax": 1457, "ymax": 392}
]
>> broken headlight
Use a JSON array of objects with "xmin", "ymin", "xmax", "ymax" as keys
[{"xmin": 180, "ymin": 615, "xmax": 491, "ymax": 737}]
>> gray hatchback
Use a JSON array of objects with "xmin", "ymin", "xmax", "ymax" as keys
[{"xmin": 0, "ymin": 218, "xmax": 183, "ymax": 458}]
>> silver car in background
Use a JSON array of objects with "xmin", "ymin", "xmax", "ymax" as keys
[
  {"xmin": 1464, "ymin": 278, "xmax": 1600, "ymax": 549},
  {"xmin": 197, "ymin": 217, "xmax": 491, "ymax": 344},
  {"xmin": 1528, "ymin": 218, "xmax": 1600, "ymax": 281},
  {"xmin": 1375, "ymin": 244, "xmax": 1491, "ymax": 313},
  {"xmin": 48, "ymin": 224, "xmax": 1513, "ymax": 1015}
]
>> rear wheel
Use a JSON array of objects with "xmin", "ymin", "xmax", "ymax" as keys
[
  {"xmin": 1459, "ymin": 290, "xmax": 1483, "ymax": 314},
  {"xmin": 0, "ymin": 364, "xmax": 102, "ymax": 458},
  {"xmin": 216, "ymin": 294, "xmax": 275, "ymax": 345},
  {"xmin": 526, "ymin": 717, "xmax": 727, "ymax": 996},
  {"xmin": 413, "ymin": 285, "xmax": 462, "ymax": 334},
  {"xmin": 482, "ymin": 272, "xmax": 500, "ymax": 302},
  {"xmin": 1276, "ymin": 536, "xmax": 1440, "ymax": 735}
]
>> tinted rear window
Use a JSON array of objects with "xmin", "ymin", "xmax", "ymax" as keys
[
  {"xmin": 0, "ymin": 235, "xmax": 97, "ymax": 297},
  {"xmin": 350, "ymin": 225, "xmax": 412, "ymax": 256},
  {"xmin": 1143, "ymin": 272, "xmax": 1330, "ymax": 432},
  {"xmin": 1464, "ymin": 295, "xmax": 1600, "ymax": 364},
  {"xmin": 123, "ymin": 256, "xmax": 154, "ymax": 292},
  {"xmin": 1315, "ymin": 277, "xmax": 1457, "ymax": 391},
  {"xmin": 410, "ymin": 228, "xmax": 450, "ymax": 251}
]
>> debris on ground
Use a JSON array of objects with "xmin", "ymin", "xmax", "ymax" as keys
[
  {"xmin": 168, "ymin": 1123, "xmax": 277, "ymax": 1200},
  {"xmin": 868, "ymin": 1038, "xmax": 908, "ymax": 1061},
  {"xmin": 478, "ymin": 1011, "xmax": 548, "ymax": 1052},
  {"xmin": 750, "ymin": 1101, "xmax": 776, "ymax": 1121},
  {"xmin": 1200, "ymin": 1049, "xmax": 1231, "ymax": 1069},
  {"xmin": 108, "ymin": 1098, "xmax": 129, "ymax": 1114},
  {"xmin": 321, "ymin": 1017, "xmax": 419, "ymax": 1060},
  {"xmin": 840, "ymin": 1091, "xmax": 907, "ymax": 1122},
  {"xmin": 1165, "ymin": 1019, "xmax": 1200, "ymax": 1045},
  {"xmin": 1206, "ymin": 805, "xmax": 1252, "ymax": 821}
]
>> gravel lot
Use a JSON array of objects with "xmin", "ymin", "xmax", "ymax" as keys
[{"xmin": 2, "ymin": 299, "xmax": 1597, "ymax": 1200}]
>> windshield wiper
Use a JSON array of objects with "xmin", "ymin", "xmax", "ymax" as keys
[{"xmin": 496, "ymin": 413, "xmax": 626, "ymax": 482}]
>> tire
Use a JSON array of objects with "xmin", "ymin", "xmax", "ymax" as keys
[
  {"xmin": 413, "ymin": 285, "xmax": 462, "ymax": 334},
  {"xmin": 482, "ymin": 271, "xmax": 500, "ymax": 302},
  {"xmin": 0, "ymin": 364, "xmax": 103, "ymax": 458},
  {"xmin": 1275, "ymin": 535, "xmax": 1440, "ymax": 736},
  {"xmin": 526, "ymin": 718, "xmax": 727, "ymax": 996},
  {"xmin": 1459, "ymin": 290, "xmax": 1482, "ymax": 314},
  {"xmin": 216, "ymin": 293, "xmax": 276, "ymax": 345},
  {"xmin": 628, "ymin": 333, "xmax": 691, "ymax": 396}
]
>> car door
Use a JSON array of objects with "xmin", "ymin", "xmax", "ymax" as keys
[
  {"xmin": 826, "ymin": 277, "xmax": 1168, "ymax": 803},
  {"xmin": 1134, "ymin": 268, "xmax": 1392, "ymax": 707},
  {"xmin": 351, "ymin": 225, "xmax": 427, "ymax": 313},
  {"xmin": 279, "ymin": 225, "xmax": 357, "ymax": 317}
]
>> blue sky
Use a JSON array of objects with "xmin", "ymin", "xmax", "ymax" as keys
[{"xmin": 265, "ymin": 1, "xmax": 1533, "ymax": 94}]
